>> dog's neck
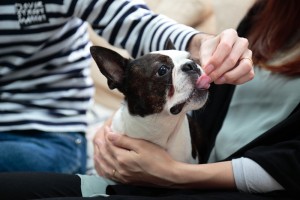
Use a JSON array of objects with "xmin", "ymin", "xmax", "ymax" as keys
[
  {"xmin": 111, "ymin": 103, "xmax": 195, "ymax": 163},
  {"xmin": 112, "ymin": 102, "xmax": 187, "ymax": 145}
]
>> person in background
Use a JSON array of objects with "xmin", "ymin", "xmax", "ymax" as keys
[{"xmin": 0, "ymin": 0, "xmax": 252, "ymax": 174}]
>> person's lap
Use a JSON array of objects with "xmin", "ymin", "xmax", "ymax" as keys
[
  {"xmin": 0, "ymin": 131, "xmax": 87, "ymax": 174},
  {"xmin": 0, "ymin": 172, "xmax": 293, "ymax": 200},
  {"xmin": 0, "ymin": 172, "xmax": 82, "ymax": 200}
]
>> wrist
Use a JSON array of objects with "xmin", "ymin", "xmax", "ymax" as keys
[
  {"xmin": 169, "ymin": 161, "xmax": 236, "ymax": 189},
  {"xmin": 166, "ymin": 161, "xmax": 190, "ymax": 188}
]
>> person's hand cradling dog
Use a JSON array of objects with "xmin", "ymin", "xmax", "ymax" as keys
[
  {"xmin": 93, "ymin": 125, "xmax": 181, "ymax": 187},
  {"xmin": 93, "ymin": 126, "xmax": 236, "ymax": 189},
  {"xmin": 188, "ymin": 28, "xmax": 254, "ymax": 85}
]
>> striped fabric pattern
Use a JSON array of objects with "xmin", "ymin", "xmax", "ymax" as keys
[{"xmin": 0, "ymin": 0, "xmax": 198, "ymax": 133}]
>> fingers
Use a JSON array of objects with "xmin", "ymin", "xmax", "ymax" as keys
[
  {"xmin": 93, "ymin": 126, "xmax": 138, "ymax": 181},
  {"xmin": 200, "ymin": 29, "xmax": 254, "ymax": 85},
  {"xmin": 210, "ymin": 29, "xmax": 238, "ymax": 66},
  {"xmin": 202, "ymin": 29, "xmax": 237, "ymax": 71},
  {"xmin": 107, "ymin": 131, "xmax": 143, "ymax": 153},
  {"xmin": 93, "ymin": 127, "xmax": 114, "ymax": 177},
  {"xmin": 221, "ymin": 50, "xmax": 254, "ymax": 85},
  {"xmin": 200, "ymin": 35, "xmax": 220, "ymax": 69},
  {"xmin": 210, "ymin": 37, "xmax": 249, "ymax": 83}
]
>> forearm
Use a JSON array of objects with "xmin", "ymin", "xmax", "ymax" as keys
[{"xmin": 168, "ymin": 161, "xmax": 236, "ymax": 190}]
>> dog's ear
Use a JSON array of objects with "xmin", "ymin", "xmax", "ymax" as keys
[
  {"xmin": 90, "ymin": 46, "xmax": 128, "ymax": 93},
  {"xmin": 164, "ymin": 39, "xmax": 176, "ymax": 50}
]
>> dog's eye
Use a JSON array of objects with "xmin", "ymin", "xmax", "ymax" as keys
[{"xmin": 157, "ymin": 65, "xmax": 170, "ymax": 76}]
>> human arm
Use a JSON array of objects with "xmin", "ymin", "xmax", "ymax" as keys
[
  {"xmin": 75, "ymin": 0, "xmax": 253, "ymax": 85},
  {"xmin": 95, "ymin": 104, "xmax": 300, "ymax": 193},
  {"xmin": 93, "ymin": 126, "xmax": 293, "ymax": 193},
  {"xmin": 93, "ymin": 126, "xmax": 235, "ymax": 189}
]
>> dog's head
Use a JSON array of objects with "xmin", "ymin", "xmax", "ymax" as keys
[{"xmin": 90, "ymin": 40, "xmax": 209, "ymax": 117}]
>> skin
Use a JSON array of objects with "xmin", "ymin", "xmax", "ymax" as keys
[{"xmin": 93, "ymin": 29, "xmax": 254, "ymax": 189}]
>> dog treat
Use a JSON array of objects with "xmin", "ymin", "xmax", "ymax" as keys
[{"xmin": 196, "ymin": 74, "xmax": 211, "ymax": 89}]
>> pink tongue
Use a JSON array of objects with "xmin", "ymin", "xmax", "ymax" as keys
[{"xmin": 196, "ymin": 74, "xmax": 211, "ymax": 89}]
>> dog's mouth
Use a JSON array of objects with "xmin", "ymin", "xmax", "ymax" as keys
[{"xmin": 170, "ymin": 88, "xmax": 207, "ymax": 115}]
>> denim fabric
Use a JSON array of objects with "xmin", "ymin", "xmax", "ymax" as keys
[{"xmin": 0, "ymin": 131, "xmax": 87, "ymax": 174}]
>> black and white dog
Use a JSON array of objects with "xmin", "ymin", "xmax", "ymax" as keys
[{"xmin": 90, "ymin": 40, "xmax": 209, "ymax": 164}]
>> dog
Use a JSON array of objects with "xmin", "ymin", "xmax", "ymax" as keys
[{"xmin": 90, "ymin": 40, "xmax": 210, "ymax": 164}]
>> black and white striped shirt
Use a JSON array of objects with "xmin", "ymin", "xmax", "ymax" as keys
[{"xmin": 0, "ymin": 0, "xmax": 198, "ymax": 133}]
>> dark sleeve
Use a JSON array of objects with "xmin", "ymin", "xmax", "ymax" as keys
[
  {"xmin": 229, "ymin": 103, "xmax": 300, "ymax": 196},
  {"xmin": 246, "ymin": 137, "xmax": 300, "ymax": 196}
]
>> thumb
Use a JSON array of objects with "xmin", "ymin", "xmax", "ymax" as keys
[{"xmin": 107, "ymin": 132, "xmax": 139, "ymax": 152}]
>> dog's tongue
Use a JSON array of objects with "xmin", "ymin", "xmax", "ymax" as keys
[{"xmin": 196, "ymin": 74, "xmax": 211, "ymax": 89}]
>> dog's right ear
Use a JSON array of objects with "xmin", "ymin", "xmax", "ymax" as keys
[{"xmin": 90, "ymin": 46, "xmax": 128, "ymax": 93}]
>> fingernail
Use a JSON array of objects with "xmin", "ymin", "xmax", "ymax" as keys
[{"xmin": 203, "ymin": 64, "xmax": 214, "ymax": 74}]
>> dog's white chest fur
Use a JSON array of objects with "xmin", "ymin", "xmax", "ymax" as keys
[{"xmin": 111, "ymin": 104, "xmax": 198, "ymax": 164}]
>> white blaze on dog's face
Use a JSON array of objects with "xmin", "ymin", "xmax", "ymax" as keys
[{"xmin": 151, "ymin": 50, "xmax": 208, "ymax": 115}]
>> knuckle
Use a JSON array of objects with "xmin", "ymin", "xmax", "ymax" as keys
[
  {"xmin": 226, "ymin": 56, "xmax": 236, "ymax": 67},
  {"xmin": 221, "ymin": 42, "xmax": 232, "ymax": 52},
  {"xmin": 249, "ymin": 70, "xmax": 255, "ymax": 80},
  {"xmin": 224, "ymin": 28, "xmax": 237, "ymax": 36},
  {"xmin": 210, "ymin": 72, "xmax": 219, "ymax": 81},
  {"xmin": 245, "ymin": 62, "xmax": 254, "ymax": 71},
  {"xmin": 239, "ymin": 37, "xmax": 249, "ymax": 47},
  {"xmin": 117, "ymin": 157, "xmax": 127, "ymax": 167},
  {"xmin": 248, "ymin": 49, "xmax": 253, "ymax": 57}
]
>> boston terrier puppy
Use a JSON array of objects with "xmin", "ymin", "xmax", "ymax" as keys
[{"xmin": 90, "ymin": 40, "xmax": 210, "ymax": 164}]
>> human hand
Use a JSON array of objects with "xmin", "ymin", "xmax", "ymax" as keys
[
  {"xmin": 188, "ymin": 29, "xmax": 254, "ymax": 85},
  {"xmin": 93, "ymin": 126, "xmax": 180, "ymax": 187}
]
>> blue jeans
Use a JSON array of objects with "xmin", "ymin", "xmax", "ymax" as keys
[{"xmin": 0, "ymin": 131, "xmax": 87, "ymax": 174}]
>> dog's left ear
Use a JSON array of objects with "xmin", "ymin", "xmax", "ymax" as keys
[
  {"xmin": 90, "ymin": 46, "xmax": 128, "ymax": 93},
  {"xmin": 164, "ymin": 39, "xmax": 176, "ymax": 50}
]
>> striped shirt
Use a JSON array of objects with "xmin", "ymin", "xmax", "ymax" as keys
[{"xmin": 0, "ymin": 0, "xmax": 199, "ymax": 133}]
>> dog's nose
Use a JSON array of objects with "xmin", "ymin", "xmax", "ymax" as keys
[{"xmin": 181, "ymin": 62, "xmax": 201, "ymax": 75}]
